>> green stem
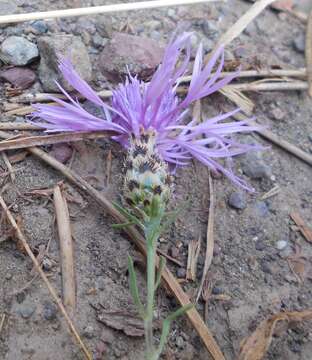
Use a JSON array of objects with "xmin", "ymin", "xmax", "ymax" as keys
[{"xmin": 145, "ymin": 235, "xmax": 157, "ymax": 359}]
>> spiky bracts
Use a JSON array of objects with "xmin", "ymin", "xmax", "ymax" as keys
[{"xmin": 124, "ymin": 130, "xmax": 171, "ymax": 215}]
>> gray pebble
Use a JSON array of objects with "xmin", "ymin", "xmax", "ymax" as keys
[
  {"xmin": 255, "ymin": 241, "xmax": 266, "ymax": 251},
  {"xmin": 201, "ymin": 20, "xmax": 219, "ymax": 38},
  {"xmin": 252, "ymin": 201, "xmax": 269, "ymax": 217},
  {"xmin": 228, "ymin": 192, "xmax": 247, "ymax": 210},
  {"xmin": 176, "ymin": 335, "xmax": 184, "ymax": 349},
  {"xmin": 276, "ymin": 240, "xmax": 288, "ymax": 250},
  {"xmin": 176, "ymin": 268, "xmax": 186, "ymax": 279},
  {"xmin": 43, "ymin": 301, "xmax": 57, "ymax": 320},
  {"xmin": 0, "ymin": 36, "xmax": 39, "ymax": 65},
  {"xmin": 83, "ymin": 325, "xmax": 95, "ymax": 339},
  {"xmin": 241, "ymin": 152, "xmax": 271, "ymax": 180},
  {"xmin": 30, "ymin": 20, "xmax": 48, "ymax": 33},
  {"xmin": 19, "ymin": 303, "xmax": 36, "ymax": 319},
  {"xmin": 212, "ymin": 286, "xmax": 223, "ymax": 295},
  {"xmin": 293, "ymin": 34, "xmax": 305, "ymax": 54}
]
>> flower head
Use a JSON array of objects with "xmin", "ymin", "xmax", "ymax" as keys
[{"xmin": 31, "ymin": 33, "xmax": 260, "ymax": 191}]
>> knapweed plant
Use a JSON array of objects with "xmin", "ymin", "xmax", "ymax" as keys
[{"xmin": 31, "ymin": 33, "xmax": 259, "ymax": 359}]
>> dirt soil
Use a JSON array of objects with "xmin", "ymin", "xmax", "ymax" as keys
[{"xmin": 1, "ymin": 0, "xmax": 312, "ymax": 359}]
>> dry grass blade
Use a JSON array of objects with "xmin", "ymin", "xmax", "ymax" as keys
[
  {"xmin": 233, "ymin": 113, "xmax": 312, "ymax": 167},
  {"xmin": 290, "ymin": 212, "xmax": 312, "ymax": 244},
  {"xmin": 211, "ymin": 0, "xmax": 275, "ymax": 53},
  {"xmin": 220, "ymin": 87, "xmax": 254, "ymax": 115},
  {"xmin": 0, "ymin": 313, "xmax": 6, "ymax": 334},
  {"xmin": 0, "ymin": 131, "xmax": 114, "ymax": 151},
  {"xmin": 186, "ymin": 237, "xmax": 202, "ymax": 281},
  {"xmin": 229, "ymin": 81, "xmax": 308, "ymax": 92},
  {"xmin": 0, "ymin": 195, "xmax": 92, "ymax": 360},
  {"xmin": 260, "ymin": 185, "xmax": 280, "ymax": 200},
  {"xmin": 0, "ymin": 130, "xmax": 225, "ymax": 360},
  {"xmin": 196, "ymin": 172, "xmax": 214, "ymax": 303},
  {"xmin": 0, "ymin": 0, "xmax": 221, "ymax": 25},
  {"xmin": 4, "ymin": 105, "xmax": 35, "ymax": 116},
  {"xmin": 306, "ymin": 10, "xmax": 312, "ymax": 97},
  {"xmin": 1, "ymin": 152, "xmax": 15, "ymax": 182},
  {"xmin": 54, "ymin": 185, "xmax": 76, "ymax": 315},
  {"xmin": 238, "ymin": 309, "xmax": 312, "ymax": 360}
]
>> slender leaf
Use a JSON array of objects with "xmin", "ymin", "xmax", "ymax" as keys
[
  {"xmin": 128, "ymin": 255, "xmax": 145, "ymax": 318},
  {"xmin": 113, "ymin": 202, "xmax": 144, "ymax": 229},
  {"xmin": 157, "ymin": 304, "xmax": 193, "ymax": 356},
  {"xmin": 155, "ymin": 256, "xmax": 166, "ymax": 290},
  {"xmin": 112, "ymin": 221, "xmax": 135, "ymax": 229}
]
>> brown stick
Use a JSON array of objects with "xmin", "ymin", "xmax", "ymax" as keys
[
  {"xmin": 0, "ymin": 131, "xmax": 113, "ymax": 151},
  {"xmin": 196, "ymin": 172, "xmax": 215, "ymax": 303},
  {"xmin": 290, "ymin": 212, "xmax": 312, "ymax": 244},
  {"xmin": 227, "ymin": 81, "xmax": 308, "ymax": 92},
  {"xmin": 0, "ymin": 195, "xmax": 92, "ymax": 360},
  {"xmin": 233, "ymin": 113, "xmax": 312, "ymax": 167},
  {"xmin": 305, "ymin": 10, "xmax": 312, "ymax": 97},
  {"xmin": 0, "ymin": 123, "xmax": 41, "ymax": 131},
  {"xmin": 0, "ymin": 130, "xmax": 225, "ymax": 360},
  {"xmin": 53, "ymin": 185, "xmax": 76, "ymax": 315}
]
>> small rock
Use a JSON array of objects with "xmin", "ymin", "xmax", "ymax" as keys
[
  {"xmin": 252, "ymin": 201, "xmax": 269, "ymax": 217},
  {"xmin": 293, "ymin": 34, "xmax": 305, "ymax": 54},
  {"xmin": 30, "ymin": 20, "xmax": 48, "ymax": 34},
  {"xmin": 201, "ymin": 20, "xmax": 219, "ymax": 38},
  {"xmin": 0, "ymin": 36, "xmax": 39, "ymax": 65},
  {"xmin": 97, "ymin": 277, "xmax": 106, "ymax": 291},
  {"xmin": 92, "ymin": 33, "xmax": 108, "ymax": 48},
  {"xmin": 276, "ymin": 240, "xmax": 288, "ymax": 250},
  {"xmin": 241, "ymin": 152, "xmax": 271, "ymax": 180},
  {"xmin": 269, "ymin": 107, "xmax": 286, "ymax": 121},
  {"xmin": 212, "ymin": 286, "xmax": 223, "ymax": 295},
  {"xmin": 0, "ymin": 67, "xmax": 36, "ymax": 89},
  {"xmin": 43, "ymin": 301, "xmax": 57, "ymax": 320},
  {"xmin": 83, "ymin": 325, "xmax": 95, "ymax": 339},
  {"xmin": 167, "ymin": 8, "xmax": 176, "ymax": 19},
  {"xmin": 176, "ymin": 335, "xmax": 184, "ymax": 349},
  {"xmin": 255, "ymin": 240, "xmax": 266, "ymax": 251},
  {"xmin": 42, "ymin": 257, "xmax": 53, "ymax": 271},
  {"xmin": 228, "ymin": 192, "xmax": 247, "ymax": 210},
  {"xmin": 5, "ymin": 272, "xmax": 12, "ymax": 280},
  {"xmin": 37, "ymin": 35, "xmax": 92, "ymax": 92},
  {"xmin": 18, "ymin": 302, "xmax": 36, "ymax": 319},
  {"xmin": 260, "ymin": 261, "xmax": 273, "ymax": 274},
  {"xmin": 170, "ymin": 246, "xmax": 179, "ymax": 258},
  {"xmin": 101, "ymin": 328, "xmax": 115, "ymax": 344},
  {"xmin": 99, "ymin": 32, "xmax": 164, "ymax": 82},
  {"xmin": 234, "ymin": 46, "xmax": 248, "ymax": 58},
  {"xmin": 144, "ymin": 20, "xmax": 162, "ymax": 31},
  {"xmin": 50, "ymin": 143, "xmax": 73, "ymax": 163},
  {"xmin": 16, "ymin": 292, "xmax": 26, "ymax": 304},
  {"xmin": 176, "ymin": 268, "xmax": 186, "ymax": 278}
]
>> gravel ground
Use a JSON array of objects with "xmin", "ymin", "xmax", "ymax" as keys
[{"xmin": 0, "ymin": 1, "xmax": 312, "ymax": 359}]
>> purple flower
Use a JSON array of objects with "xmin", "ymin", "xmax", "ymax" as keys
[{"xmin": 31, "ymin": 33, "xmax": 261, "ymax": 191}]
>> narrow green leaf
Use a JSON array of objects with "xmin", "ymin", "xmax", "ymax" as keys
[
  {"xmin": 127, "ymin": 255, "xmax": 145, "ymax": 318},
  {"xmin": 156, "ymin": 304, "xmax": 193, "ymax": 357},
  {"xmin": 155, "ymin": 256, "xmax": 166, "ymax": 290},
  {"xmin": 113, "ymin": 202, "xmax": 144, "ymax": 229}
]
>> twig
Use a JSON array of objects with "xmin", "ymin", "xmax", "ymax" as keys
[
  {"xmin": 0, "ymin": 123, "xmax": 41, "ymax": 131},
  {"xmin": 233, "ymin": 113, "xmax": 312, "ymax": 167},
  {"xmin": 0, "ymin": 313, "xmax": 6, "ymax": 334},
  {"xmin": 306, "ymin": 10, "xmax": 312, "ymax": 97},
  {"xmin": 0, "ymin": 131, "xmax": 113, "ymax": 151},
  {"xmin": 0, "ymin": 130, "xmax": 225, "ymax": 360},
  {"xmin": 1, "ymin": 152, "xmax": 15, "ymax": 182},
  {"xmin": 157, "ymin": 249, "xmax": 184, "ymax": 267},
  {"xmin": 0, "ymin": 195, "xmax": 92, "ymax": 360},
  {"xmin": 227, "ymin": 81, "xmax": 308, "ymax": 92},
  {"xmin": 54, "ymin": 185, "xmax": 76, "ymax": 315},
  {"xmin": 4, "ymin": 105, "xmax": 35, "ymax": 116},
  {"xmin": 290, "ymin": 212, "xmax": 312, "ymax": 244},
  {"xmin": 196, "ymin": 172, "xmax": 214, "ymax": 303},
  {"xmin": 0, "ymin": 0, "xmax": 220, "ymax": 25},
  {"xmin": 11, "ymin": 69, "xmax": 307, "ymax": 105}
]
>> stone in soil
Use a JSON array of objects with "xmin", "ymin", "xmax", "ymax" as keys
[
  {"xmin": 240, "ymin": 151, "xmax": 271, "ymax": 180},
  {"xmin": 0, "ymin": 67, "xmax": 36, "ymax": 89},
  {"xmin": 99, "ymin": 32, "xmax": 164, "ymax": 82},
  {"xmin": 49, "ymin": 143, "xmax": 73, "ymax": 164},
  {"xmin": 276, "ymin": 239, "xmax": 288, "ymax": 250},
  {"xmin": 37, "ymin": 35, "xmax": 92, "ymax": 92},
  {"xmin": 228, "ymin": 192, "xmax": 247, "ymax": 210},
  {"xmin": 18, "ymin": 302, "xmax": 36, "ymax": 319},
  {"xmin": 0, "ymin": 36, "xmax": 39, "ymax": 65},
  {"xmin": 292, "ymin": 34, "xmax": 305, "ymax": 54},
  {"xmin": 43, "ymin": 301, "xmax": 57, "ymax": 321},
  {"xmin": 30, "ymin": 20, "xmax": 48, "ymax": 34},
  {"xmin": 176, "ymin": 267, "xmax": 186, "ymax": 278},
  {"xmin": 83, "ymin": 325, "xmax": 95, "ymax": 339}
]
